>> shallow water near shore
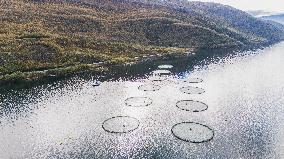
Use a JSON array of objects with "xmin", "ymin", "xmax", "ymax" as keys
[{"xmin": 1, "ymin": 42, "xmax": 284, "ymax": 158}]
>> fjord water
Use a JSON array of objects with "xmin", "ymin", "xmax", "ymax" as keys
[{"xmin": 1, "ymin": 42, "xmax": 284, "ymax": 158}]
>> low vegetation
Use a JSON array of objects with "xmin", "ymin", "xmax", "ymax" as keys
[{"xmin": 0, "ymin": 0, "xmax": 283, "ymax": 83}]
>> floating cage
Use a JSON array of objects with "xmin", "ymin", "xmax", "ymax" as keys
[
  {"xmin": 138, "ymin": 84, "xmax": 161, "ymax": 91},
  {"xmin": 158, "ymin": 65, "xmax": 174, "ymax": 69},
  {"xmin": 152, "ymin": 70, "xmax": 171, "ymax": 75},
  {"xmin": 171, "ymin": 122, "xmax": 214, "ymax": 143},
  {"xmin": 176, "ymin": 100, "xmax": 208, "ymax": 112},
  {"xmin": 125, "ymin": 97, "xmax": 153, "ymax": 107},
  {"xmin": 180, "ymin": 86, "xmax": 205, "ymax": 94},
  {"xmin": 149, "ymin": 76, "xmax": 167, "ymax": 82},
  {"xmin": 182, "ymin": 78, "xmax": 203, "ymax": 83},
  {"xmin": 102, "ymin": 116, "xmax": 140, "ymax": 133}
]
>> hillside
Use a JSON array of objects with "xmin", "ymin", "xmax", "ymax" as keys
[
  {"xmin": 247, "ymin": 10, "xmax": 274, "ymax": 17},
  {"xmin": 262, "ymin": 14, "xmax": 284, "ymax": 25},
  {"xmin": 0, "ymin": 0, "xmax": 284, "ymax": 83}
]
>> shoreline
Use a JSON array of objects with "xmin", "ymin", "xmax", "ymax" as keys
[
  {"xmin": 0, "ymin": 49, "xmax": 192, "ymax": 85},
  {"xmin": 0, "ymin": 41, "xmax": 281, "ymax": 85}
]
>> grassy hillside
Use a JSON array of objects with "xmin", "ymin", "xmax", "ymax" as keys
[{"xmin": 0, "ymin": 0, "xmax": 283, "ymax": 83}]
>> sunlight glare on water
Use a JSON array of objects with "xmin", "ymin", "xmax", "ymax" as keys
[{"xmin": 1, "ymin": 42, "xmax": 284, "ymax": 158}]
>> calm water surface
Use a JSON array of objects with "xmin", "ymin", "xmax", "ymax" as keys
[{"xmin": 1, "ymin": 42, "xmax": 284, "ymax": 159}]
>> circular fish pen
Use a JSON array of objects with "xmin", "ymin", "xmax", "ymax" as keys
[
  {"xmin": 182, "ymin": 78, "xmax": 203, "ymax": 83},
  {"xmin": 176, "ymin": 100, "xmax": 208, "ymax": 112},
  {"xmin": 152, "ymin": 70, "xmax": 171, "ymax": 75},
  {"xmin": 149, "ymin": 76, "xmax": 167, "ymax": 82},
  {"xmin": 180, "ymin": 86, "xmax": 205, "ymax": 94},
  {"xmin": 102, "ymin": 116, "xmax": 140, "ymax": 133},
  {"xmin": 125, "ymin": 97, "xmax": 153, "ymax": 107},
  {"xmin": 138, "ymin": 84, "xmax": 161, "ymax": 91},
  {"xmin": 158, "ymin": 65, "xmax": 174, "ymax": 69},
  {"xmin": 171, "ymin": 122, "xmax": 214, "ymax": 143}
]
